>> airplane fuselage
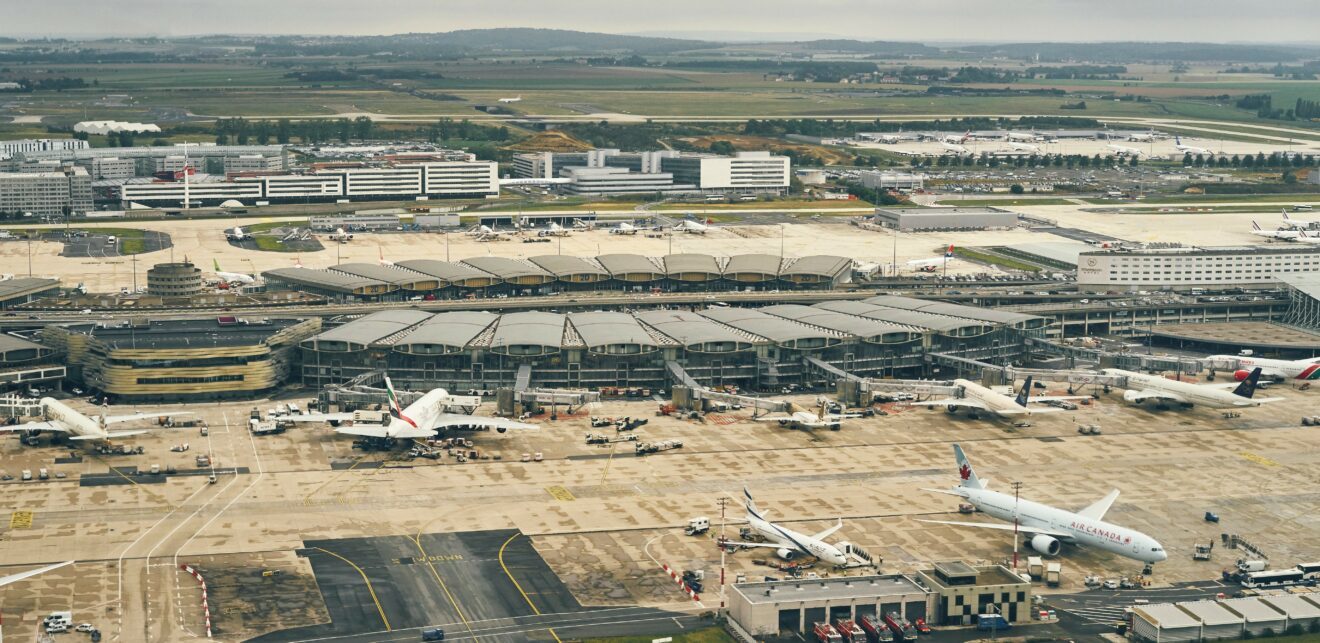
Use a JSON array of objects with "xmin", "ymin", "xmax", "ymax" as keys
[
  {"xmin": 39, "ymin": 397, "xmax": 103, "ymax": 438},
  {"xmin": 961, "ymin": 487, "xmax": 1166, "ymax": 564},
  {"xmin": 1105, "ymin": 369, "xmax": 1267, "ymax": 408},
  {"xmin": 746, "ymin": 513, "xmax": 847, "ymax": 565},
  {"xmin": 1209, "ymin": 356, "xmax": 1320, "ymax": 380}
]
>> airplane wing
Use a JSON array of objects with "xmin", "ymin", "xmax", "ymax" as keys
[
  {"xmin": 811, "ymin": 519, "xmax": 844, "ymax": 541},
  {"xmin": 0, "ymin": 420, "xmax": 66, "ymax": 433},
  {"xmin": 334, "ymin": 425, "xmax": 391, "ymax": 438},
  {"xmin": 102, "ymin": 410, "xmax": 192, "ymax": 425},
  {"xmin": 432, "ymin": 413, "xmax": 539, "ymax": 432},
  {"xmin": 277, "ymin": 412, "xmax": 357, "ymax": 424},
  {"xmin": 0, "ymin": 560, "xmax": 73, "ymax": 588},
  {"xmin": 1235, "ymin": 396, "xmax": 1285, "ymax": 406},
  {"xmin": 1126, "ymin": 389, "xmax": 1186, "ymax": 404},
  {"xmin": 908, "ymin": 399, "xmax": 991, "ymax": 412},
  {"xmin": 1077, "ymin": 489, "xmax": 1120, "ymax": 521},
  {"xmin": 720, "ymin": 540, "xmax": 791, "ymax": 550},
  {"xmin": 70, "ymin": 430, "xmax": 147, "ymax": 441},
  {"xmin": 917, "ymin": 519, "xmax": 1072, "ymax": 539},
  {"xmin": 1029, "ymin": 395, "xmax": 1092, "ymax": 403}
]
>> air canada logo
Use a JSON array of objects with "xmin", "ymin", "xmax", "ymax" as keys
[{"xmin": 959, "ymin": 464, "xmax": 972, "ymax": 480}]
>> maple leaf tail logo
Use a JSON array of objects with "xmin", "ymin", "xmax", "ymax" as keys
[{"xmin": 959, "ymin": 464, "xmax": 972, "ymax": 481}]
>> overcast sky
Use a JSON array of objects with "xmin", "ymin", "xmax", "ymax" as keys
[{"xmin": 7, "ymin": 0, "xmax": 1318, "ymax": 43}]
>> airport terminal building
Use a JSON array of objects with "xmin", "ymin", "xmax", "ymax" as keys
[
  {"xmin": 1078, "ymin": 246, "xmax": 1320, "ymax": 290},
  {"xmin": 299, "ymin": 296, "xmax": 1048, "ymax": 392}
]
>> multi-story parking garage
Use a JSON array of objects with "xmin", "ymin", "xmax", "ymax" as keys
[
  {"xmin": 262, "ymin": 253, "xmax": 853, "ymax": 301},
  {"xmin": 300, "ymin": 295, "xmax": 1047, "ymax": 391}
]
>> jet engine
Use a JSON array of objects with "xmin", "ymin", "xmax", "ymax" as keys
[
  {"xmin": 1121, "ymin": 390, "xmax": 1145, "ymax": 403},
  {"xmin": 776, "ymin": 547, "xmax": 796, "ymax": 560},
  {"xmin": 1030, "ymin": 534, "xmax": 1062, "ymax": 556}
]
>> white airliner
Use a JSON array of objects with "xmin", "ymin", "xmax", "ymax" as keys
[
  {"xmin": 1174, "ymin": 136, "xmax": 1211, "ymax": 155},
  {"xmin": 225, "ymin": 226, "xmax": 249, "ymax": 241},
  {"xmin": 1106, "ymin": 142, "xmax": 1144, "ymax": 157},
  {"xmin": 921, "ymin": 445, "xmax": 1168, "ymax": 564},
  {"xmin": 1005, "ymin": 131, "xmax": 1036, "ymax": 142},
  {"xmin": 1128, "ymin": 130, "xmax": 1158, "ymax": 142},
  {"xmin": 755, "ymin": 400, "xmax": 861, "ymax": 430},
  {"xmin": 1006, "ymin": 140, "xmax": 1041, "ymax": 152},
  {"xmin": 498, "ymin": 96, "xmax": 522, "ymax": 103},
  {"xmin": 280, "ymin": 376, "xmax": 536, "ymax": 439},
  {"xmin": 377, "ymin": 246, "xmax": 394, "ymax": 266},
  {"xmin": 1280, "ymin": 210, "xmax": 1320, "ymax": 230},
  {"xmin": 720, "ymin": 488, "xmax": 849, "ymax": 566},
  {"xmin": 673, "ymin": 218, "xmax": 711, "ymax": 234},
  {"xmin": 1206, "ymin": 355, "xmax": 1320, "ymax": 382},
  {"xmin": 1251, "ymin": 220, "xmax": 1304, "ymax": 241},
  {"xmin": 469, "ymin": 225, "xmax": 517, "ymax": 242},
  {"xmin": 0, "ymin": 560, "xmax": 73, "ymax": 587},
  {"xmin": 909, "ymin": 376, "xmax": 1089, "ymax": 418},
  {"xmin": 212, "ymin": 259, "xmax": 255, "ymax": 285},
  {"xmin": 328, "ymin": 227, "xmax": 354, "ymax": 242},
  {"xmin": 537, "ymin": 222, "xmax": 571, "ymax": 237},
  {"xmin": 609, "ymin": 222, "xmax": 640, "ymax": 235},
  {"xmin": 0, "ymin": 398, "xmax": 191, "ymax": 443},
  {"xmin": 907, "ymin": 244, "xmax": 955, "ymax": 272},
  {"xmin": 1103, "ymin": 367, "xmax": 1282, "ymax": 408}
]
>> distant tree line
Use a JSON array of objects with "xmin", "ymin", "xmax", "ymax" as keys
[
  {"xmin": 212, "ymin": 117, "xmax": 508, "ymax": 145},
  {"xmin": 7, "ymin": 76, "xmax": 89, "ymax": 91}
]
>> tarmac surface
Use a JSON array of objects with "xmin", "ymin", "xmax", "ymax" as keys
[{"xmin": 0, "ymin": 383, "xmax": 1318, "ymax": 641}]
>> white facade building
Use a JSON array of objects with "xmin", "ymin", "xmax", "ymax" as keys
[
  {"xmin": 559, "ymin": 167, "xmax": 688, "ymax": 195},
  {"xmin": 0, "ymin": 138, "xmax": 90, "ymax": 156},
  {"xmin": 0, "ymin": 167, "xmax": 94, "ymax": 216},
  {"xmin": 1078, "ymin": 246, "xmax": 1320, "ymax": 290},
  {"xmin": 84, "ymin": 157, "xmax": 136, "ymax": 180},
  {"xmin": 662, "ymin": 151, "xmax": 790, "ymax": 194}
]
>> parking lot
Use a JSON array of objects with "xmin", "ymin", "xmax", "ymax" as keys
[{"xmin": 1, "ymin": 385, "xmax": 1318, "ymax": 640}]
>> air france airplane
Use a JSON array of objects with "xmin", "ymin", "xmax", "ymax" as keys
[{"xmin": 922, "ymin": 445, "xmax": 1168, "ymax": 564}]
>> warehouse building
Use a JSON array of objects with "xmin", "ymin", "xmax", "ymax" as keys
[
  {"xmin": 728, "ymin": 575, "xmax": 933, "ymax": 637},
  {"xmin": 0, "ymin": 278, "xmax": 62, "ymax": 309},
  {"xmin": 869, "ymin": 207, "xmax": 1018, "ymax": 231},
  {"xmin": 916, "ymin": 561, "xmax": 1032, "ymax": 626},
  {"xmin": 1178, "ymin": 600, "xmax": 1244, "ymax": 640},
  {"xmin": 299, "ymin": 296, "xmax": 1046, "ymax": 391},
  {"xmin": 1220, "ymin": 597, "xmax": 1287, "ymax": 637},
  {"xmin": 45, "ymin": 317, "xmax": 320, "ymax": 401},
  {"xmin": 559, "ymin": 167, "xmax": 691, "ymax": 196},
  {"xmin": 0, "ymin": 166, "xmax": 93, "ymax": 216},
  {"xmin": 1131, "ymin": 602, "xmax": 1205, "ymax": 642},
  {"xmin": 1079, "ymin": 246, "xmax": 1320, "ymax": 291}
]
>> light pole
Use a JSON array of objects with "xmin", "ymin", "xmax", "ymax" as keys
[
  {"xmin": 1011, "ymin": 481, "xmax": 1023, "ymax": 572},
  {"xmin": 717, "ymin": 496, "xmax": 729, "ymax": 610}
]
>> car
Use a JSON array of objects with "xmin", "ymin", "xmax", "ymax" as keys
[
  {"xmin": 76, "ymin": 623, "xmax": 95, "ymax": 632},
  {"xmin": 46, "ymin": 622, "xmax": 69, "ymax": 633},
  {"xmin": 1103, "ymin": 579, "xmax": 1120, "ymax": 589}
]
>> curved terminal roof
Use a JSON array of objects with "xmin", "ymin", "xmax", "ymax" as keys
[
  {"xmin": 461, "ymin": 257, "xmax": 554, "ymax": 284},
  {"xmin": 699, "ymin": 306, "xmax": 847, "ymax": 348},
  {"xmin": 664, "ymin": 253, "xmax": 722, "ymax": 280},
  {"xmin": 635, "ymin": 309, "xmax": 760, "ymax": 352},
  {"xmin": 392, "ymin": 311, "xmax": 498, "ymax": 354},
  {"xmin": 761, "ymin": 304, "xmax": 919, "ymax": 343},
  {"xmin": 782, "ymin": 255, "xmax": 853, "ymax": 279},
  {"xmin": 864, "ymin": 295, "xmax": 1044, "ymax": 328},
  {"xmin": 814, "ymin": 300, "xmax": 990, "ymax": 334},
  {"xmin": 263, "ymin": 267, "xmax": 390, "ymax": 294},
  {"xmin": 596, "ymin": 254, "xmax": 664, "ymax": 281},
  {"xmin": 568, "ymin": 311, "xmax": 659, "ymax": 354},
  {"xmin": 724, "ymin": 254, "xmax": 783, "ymax": 281},
  {"xmin": 395, "ymin": 259, "xmax": 497, "ymax": 288},
  {"xmin": 304, "ymin": 309, "xmax": 431, "ymax": 350},
  {"xmin": 332, "ymin": 263, "xmax": 441, "ymax": 290},
  {"xmin": 528, "ymin": 255, "xmax": 609, "ymax": 282},
  {"xmin": 487, "ymin": 311, "xmax": 566, "ymax": 354}
]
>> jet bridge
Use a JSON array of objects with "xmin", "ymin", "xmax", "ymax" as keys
[
  {"xmin": 0, "ymin": 394, "xmax": 44, "ymax": 419},
  {"xmin": 665, "ymin": 361, "xmax": 791, "ymax": 414}
]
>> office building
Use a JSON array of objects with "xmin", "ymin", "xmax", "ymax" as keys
[
  {"xmin": 1077, "ymin": 246, "xmax": 1320, "ymax": 290},
  {"xmin": 858, "ymin": 171, "xmax": 926, "ymax": 191},
  {"xmin": 0, "ymin": 138, "xmax": 90, "ymax": 157},
  {"xmin": 916, "ymin": 561, "xmax": 1032, "ymax": 626},
  {"xmin": 559, "ymin": 167, "xmax": 691, "ymax": 195},
  {"xmin": 223, "ymin": 154, "xmax": 285, "ymax": 174},
  {"xmin": 661, "ymin": 151, "xmax": 790, "ymax": 194},
  {"xmin": 83, "ymin": 157, "xmax": 137, "ymax": 180},
  {"xmin": 0, "ymin": 166, "xmax": 93, "ymax": 216}
]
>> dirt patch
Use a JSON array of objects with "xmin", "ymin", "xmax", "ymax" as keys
[
  {"xmin": 505, "ymin": 130, "xmax": 595, "ymax": 153},
  {"xmin": 682, "ymin": 134, "xmax": 854, "ymax": 165}
]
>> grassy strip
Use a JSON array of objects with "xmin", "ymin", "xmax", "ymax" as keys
[
  {"xmin": 1085, "ymin": 194, "xmax": 1320, "ymax": 205},
  {"xmin": 582, "ymin": 627, "xmax": 735, "ymax": 643},
  {"xmin": 955, "ymin": 247, "xmax": 1042, "ymax": 272},
  {"xmin": 935, "ymin": 198, "xmax": 1078, "ymax": 206}
]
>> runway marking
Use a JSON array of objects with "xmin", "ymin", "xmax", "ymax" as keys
[
  {"xmin": 312, "ymin": 546, "xmax": 392, "ymax": 632},
  {"xmin": 498, "ymin": 532, "xmax": 562, "ymax": 643},
  {"xmin": 9, "ymin": 510, "xmax": 33, "ymax": 529},
  {"xmin": 598, "ymin": 442, "xmax": 618, "ymax": 486},
  {"xmin": 546, "ymin": 486, "xmax": 575, "ymax": 501},
  {"xmin": 1239, "ymin": 451, "xmax": 1280, "ymax": 467},
  {"xmin": 410, "ymin": 521, "xmax": 476, "ymax": 640}
]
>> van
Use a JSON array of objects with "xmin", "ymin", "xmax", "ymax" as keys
[
  {"xmin": 421, "ymin": 627, "xmax": 446, "ymax": 641},
  {"xmin": 21, "ymin": 469, "xmax": 32, "ymax": 481},
  {"xmin": 38, "ymin": 468, "xmax": 49, "ymax": 480}
]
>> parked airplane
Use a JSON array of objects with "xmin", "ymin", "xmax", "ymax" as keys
[
  {"xmin": 906, "ymin": 244, "xmax": 955, "ymax": 272},
  {"xmin": 377, "ymin": 246, "xmax": 394, "ymax": 266},
  {"xmin": 328, "ymin": 227, "xmax": 354, "ymax": 243},
  {"xmin": 497, "ymin": 96, "xmax": 522, "ymax": 103},
  {"xmin": 0, "ymin": 560, "xmax": 73, "ymax": 588},
  {"xmin": 673, "ymin": 218, "xmax": 711, "ymax": 234},
  {"xmin": 280, "ymin": 377, "xmax": 537, "ymax": 439},
  {"xmin": 1006, "ymin": 140, "xmax": 1041, "ymax": 152},
  {"xmin": 1251, "ymin": 220, "xmax": 1304, "ymax": 241},
  {"xmin": 1280, "ymin": 210, "xmax": 1320, "ymax": 230},
  {"xmin": 1174, "ymin": 136, "xmax": 1212, "ymax": 155},
  {"xmin": 921, "ymin": 445, "xmax": 1168, "ymax": 564},
  {"xmin": 1106, "ymin": 142, "xmax": 1144, "ymax": 157},
  {"xmin": 609, "ymin": 222, "xmax": 640, "ymax": 235},
  {"xmin": 1005, "ymin": 131, "xmax": 1036, "ymax": 142},
  {"xmin": 537, "ymin": 222, "xmax": 571, "ymax": 237},
  {"xmin": 908, "ymin": 376, "xmax": 1089, "ymax": 417},
  {"xmin": 719, "ymin": 488, "xmax": 849, "ymax": 566},
  {"xmin": 1207, "ymin": 355, "xmax": 1320, "ymax": 382},
  {"xmin": 469, "ymin": 225, "xmax": 517, "ymax": 241},
  {"xmin": 1103, "ymin": 367, "xmax": 1282, "ymax": 408},
  {"xmin": 1128, "ymin": 130, "xmax": 1158, "ymax": 142},
  {"xmin": 940, "ymin": 131, "xmax": 972, "ymax": 144},
  {"xmin": 0, "ymin": 398, "xmax": 191, "ymax": 443},
  {"xmin": 225, "ymin": 226, "xmax": 249, "ymax": 241},
  {"xmin": 212, "ymin": 259, "xmax": 255, "ymax": 285},
  {"xmin": 755, "ymin": 399, "xmax": 861, "ymax": 430}
]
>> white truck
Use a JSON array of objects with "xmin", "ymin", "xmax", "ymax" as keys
[
  {"xmin": 685, "ymin": 517, "xmax": 710, "ymax": 536},
  {"xmin": 1027, "ymin": 556, "xmax": 1044, "ymax": 580},
  {"xmin": 1045, "ymin": 562, "xmax": 1062, "ymax": 587}
]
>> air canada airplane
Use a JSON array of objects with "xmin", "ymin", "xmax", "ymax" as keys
[
  {"xmin": 0, "ymin": 398, "xmax": 191, "ymax": 443},
  {"xmin": 280, "ymin": 377, "xmax": 537, "ymax": 439},
  {"xmin": 921, "ymin": 445, "xmax": 1168, "ymax": 564},
  {"xmin": 719, "ymin": 488, "xmax": 849, "ymax": 566},
  {"xmin": 909, "ymin": 376, "xmax": 1089, "ymax": 418}
]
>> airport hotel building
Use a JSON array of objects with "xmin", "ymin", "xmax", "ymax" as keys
[{"xmin": 1077, "ymin": 246, "xmax": 1320, "ymax": 290}]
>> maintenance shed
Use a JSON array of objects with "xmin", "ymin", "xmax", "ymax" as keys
[
  {"xmin": 728, "ymin": 575, "xmax": 932, "ymax": 637},
  {"xmin": 1131, "ymin": 603, "xmax": 1204, "ymax": 643},
  {"xmin": 871, "ymin": 207, "xmax": 1017, "ymax": 231},
  {"xmin": 1260, "ymin": 593, "xmax": 1320, "ymax": 632},
  {"xmin": 1220, "ymin": 597, "xmax": 1287, "ymax": 637}
]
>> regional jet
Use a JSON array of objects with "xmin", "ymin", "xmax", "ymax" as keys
[
  {"xmin": 673, "ymin": 218, "xmax": 711, "ymax": 234},
  {"xmin": 0, "ymin": 398, "xmax": 192, "ymax": 443},
  {"xmin": 212, "ymin": 259, "xmax": 255, "ymax": 286},
  {"xmin": 906, "ymin": 244, "xmax": 955, "ymax": 272},
  {"xmin": 719, "ymin": 488, "xmax": 849, "ymax": 566},
  {"xmin": 1103, "ymin": 367, "xmax": 1282, "ymax": 409},
  {"xmin": 498, "ymin": 96, "xmax": 523, "ymax": 103},
  {"xmin": 908, "ymin": 376, "xmax": 1090, "ymax": 418},
  {"xmin": 921, "ymin": 445, "xmax": 1168, "ymax": 564},
  {"xmin": 1174, "ymin": 136, "xmax": 1212, "ymax": 155},
  {"xmin": 280, "ymin": 376, "xmax": 537, "ymax": 439}
]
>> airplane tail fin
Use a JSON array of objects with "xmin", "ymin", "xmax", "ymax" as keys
[
  {"xmin": 1283, "ymin": 210, "xmax": 1291, "ymax": 220},
  {"xmin": 1014, "ymin": 376, "xmax": 1034, "ymax": 407},
  {"xmin": 1232, "ymin": 367, "xmax": 1263, "ymax": 398},
  {"xmin": 953, "ymin": 444, "xmax": 985, "ymax": 489},
  {"xmin": 1253, "ymin": 221, "xmax": 1262, "ymax": 231},
  {"xmin": 743, "ymin": 487, "xmax": 766, "ymax": 520},
  {"xmin": 945, "ymin": 244, "xmax": 955, "ymax": 258},
  {"xmin": 213, "ymin": 258, "xmax": 222, "ymax": 271},
  {"xmin": 384, "ymin": 376, "xmax": 421, "ymax": 434}
]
